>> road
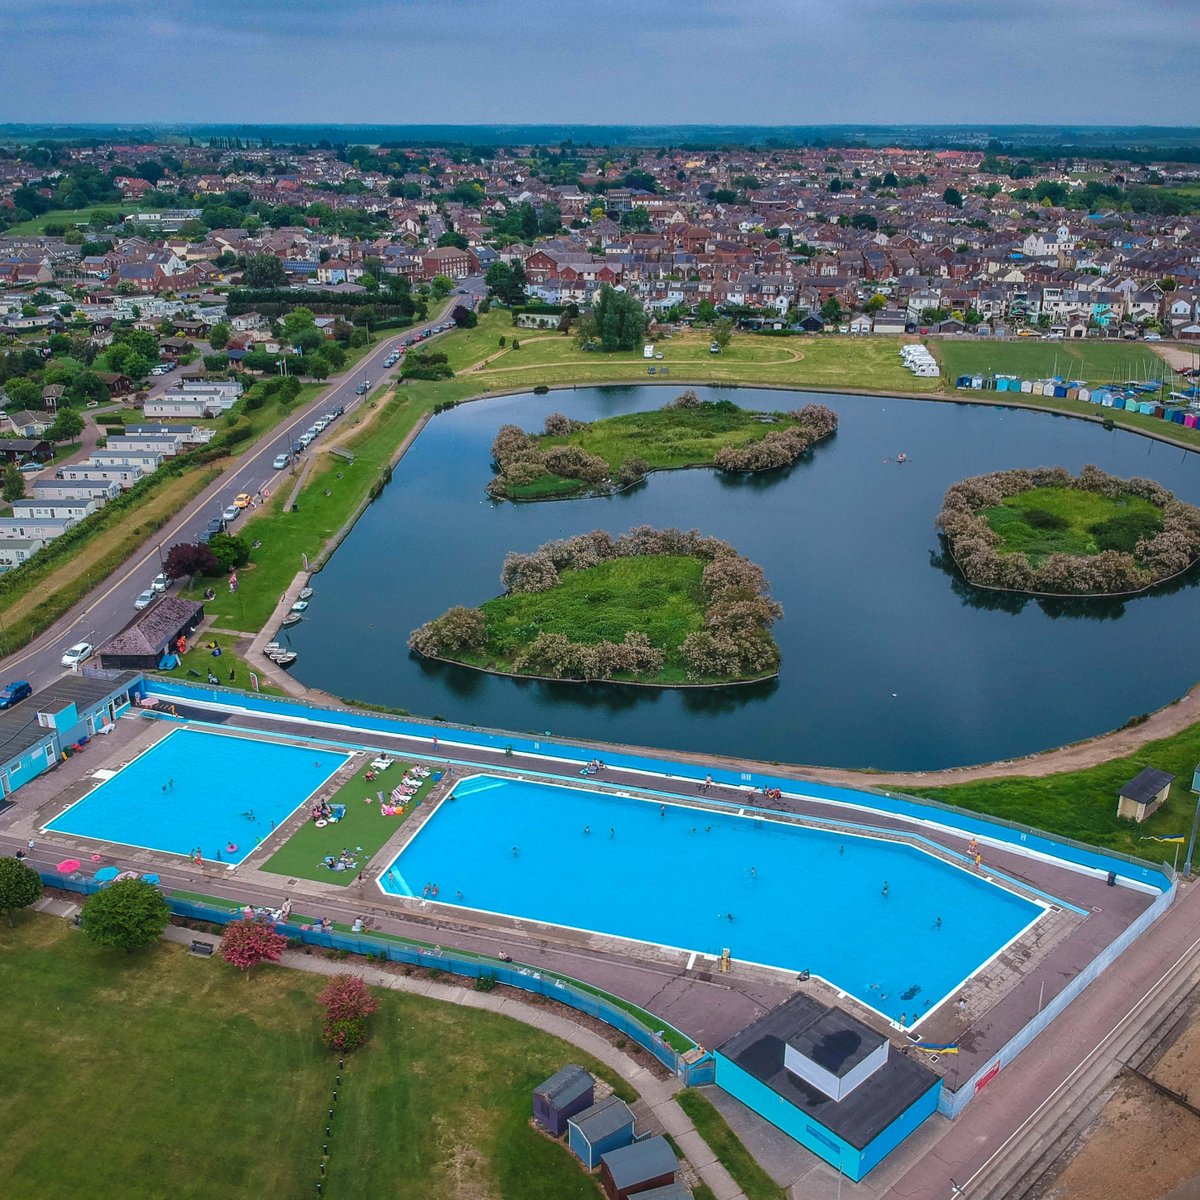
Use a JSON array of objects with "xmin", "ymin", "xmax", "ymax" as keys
[{"xmin": 0, "ymin": 279, "xmax": 484, "ymax": 690}]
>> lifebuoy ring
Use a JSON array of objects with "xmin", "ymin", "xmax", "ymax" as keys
[
  {"xmin": 315, "ymin": 819, "xmax": 328, "ymax": 828},
  {"xmin": 226, "ymin": 842, "xmax": 238, "ymax": 853}
]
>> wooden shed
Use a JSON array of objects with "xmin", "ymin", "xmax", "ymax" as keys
[
  {"xmin": 532, "ymin": 1064, "xmax": 594, "ymax": 1136},
  {"xmin": 1118, "ymin": 768, "xmax": 1174, "ymax": 823},
  {"xmin": 599, "ymin": 1136, "xmax": 678, "ymax": 1199},
  {"xmin": 568, "ymin": 1096, "xmax": 635, "ymax": 1170}
]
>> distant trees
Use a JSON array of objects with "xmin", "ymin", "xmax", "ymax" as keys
[
  {"xmin": 713, "ymin": 403, "xmax": 838, "ymax": 472},
  {"xmin": 484, "ymin": 261, "xmax": 527, "ymax": 306},
  {"xmin": 208, "ymin": 321, "xmax": 231, "ymax": 350},
  {"xmin": 3, "ymin": 465, "xmax": 26, "ymax": 503},
  {"xmin": 943, "ymin": 186, "xmax": 964, "ymax": 208},
  {"xmin": 242, "ymin": 253, "xmax": 286, "ymax": 289}
]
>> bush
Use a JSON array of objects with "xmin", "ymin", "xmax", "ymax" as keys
[
  {"xmin": 318, "ymin": 975, "xmax": 380, "ymax": 1053},
  {"xmin": 81, "ymin": 879, "xmax": 170, "ymax": 951}
]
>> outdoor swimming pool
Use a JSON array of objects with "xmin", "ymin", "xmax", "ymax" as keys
[
  {"xmin": 46, "ymin": 728, "xmax": 347, "ymax": 865},
  {"xmin": 380, "ymin": 775, "xmax": 1045, "ymax": 1026}
]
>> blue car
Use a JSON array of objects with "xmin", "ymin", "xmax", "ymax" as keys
[{"xmin": 0, "ymin": 680, "xmax": 32, "ymax": 709}]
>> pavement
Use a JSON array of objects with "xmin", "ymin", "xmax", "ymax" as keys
[{"xmin": 0, "ymin": 281, "xmax": 483, "ymax": 696}]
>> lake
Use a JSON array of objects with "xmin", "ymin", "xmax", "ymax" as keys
[{"xmin": 286, "ymin": 385, "xmax": 1200, "ymax": 770}]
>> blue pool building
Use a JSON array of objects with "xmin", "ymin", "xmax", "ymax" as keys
[{"xmin": 714, "ymin": 993, "xmax": 942, "ymax": 1181}]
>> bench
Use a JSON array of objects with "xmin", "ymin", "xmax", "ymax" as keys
[{"xmin": 189, "ymin": 940, "xmax": 215, "ymax": 957}]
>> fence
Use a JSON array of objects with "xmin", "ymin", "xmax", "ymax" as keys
[
  {"xmin": 938, "ymin": 878, "xmax": 1177, "ymax": 1118},
  {"xmin": 141, "ymin": 678, "xmax": 1172, "ymax": 893},
  {"xmin": 43, "ymin": 871, "xmax": 712, "ymax": 1086}
]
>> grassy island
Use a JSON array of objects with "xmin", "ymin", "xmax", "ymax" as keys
[
  {"xmin": 489, "ymin": 391, "xmax": 838, "ymax": 500},
  {"xmin": 409, "ymin": 527, "xmax": 782, "ymax": 685},
  {"xmin": 937, "ymin": 465, "xmax": 1200, "ymax": 596}
]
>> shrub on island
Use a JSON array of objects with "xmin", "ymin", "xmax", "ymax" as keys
[
  {"xmin": 488, "ymin": 391, "xmax": 838, "ymax": 500},
  {"xmin": 936, "ymin": 465, "xmax": 1200, "ymax": 596},
  {"xmin": 408, "ymin": 526, "xmax": 782, "ymax": 685}
]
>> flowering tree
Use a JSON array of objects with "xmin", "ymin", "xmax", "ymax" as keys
[
  {"xmin": 319, "ymin": 975, "xmax": 380, "ymax": 1053},
  {"xmin": 221, "ymin": 916, "xmax": 287, "ymax": 974}
]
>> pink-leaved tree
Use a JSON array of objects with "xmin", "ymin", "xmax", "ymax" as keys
[
  {"xmin": 220, "ymin": 916, "xmax": 288, "ymax": 974},
  {"xmin": 318, "ymin": 975, "xmax": 380, "ymax": 1053}
]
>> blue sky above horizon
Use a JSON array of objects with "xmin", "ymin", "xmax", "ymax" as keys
[{"xmin": 0, "ymin": 0, "xmax": 1196, "ymax": 125}]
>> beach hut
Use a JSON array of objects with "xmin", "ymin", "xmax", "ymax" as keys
[
  {"xmin": 1173, "ymin": 409, "xmax": 1186, "ymax": 424},
  {"xmin": 971, "ymin": 375, "xmax": 984, "ymax": 389},
  {"xmin": 569, "ymin": 1097, "xmax": 636, "ymax": 1169},
  {"xmin": 1066, "ymin": 387, "xmax": 1079, "ymax": 400},
  {"xmin": 1113, "ymin": 396, "xmax": 1125, "ymax": 409},
  {"xmin": 955, "ymin": 376, "xmax": 972, "ymax": 389},
  {"xmin": 599, "ymin": 1138, "xmax": 679, "ymax": 1200},
  {"xmin": 1077, "ymin": 387, "xmax": 1091, "ymax": 403},
  {"xmin": 533, "ymin": 1065, "xmax": 595, "ymax": 1136},
  {"xmin": 1184, "ymin": 413, "xmax": 1196, "ymax": 429},
  {"xmin": 1031, "ymin": 381, "xmax": 1046, "ymax": 395},
  {"xmin": 1053, "ymin": 385, "xmax": 1069, "ymax": 399},
  {"xmin": 1020, "ymin": 380, "xmax": 1033, "ymax": 393}
]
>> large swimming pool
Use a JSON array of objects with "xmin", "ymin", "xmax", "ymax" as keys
[
  {"xmin": 380, "ymin": 775, "xmax": 1044, "ymax": 1027},
  {"xmin": 46, "ymin": 728, "xmax": 347, "ymax": 865}
]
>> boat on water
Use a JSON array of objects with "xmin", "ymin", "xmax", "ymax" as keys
[
  {"xmin": 290, "ymin": 599, "xmax": 309, "ymax": 613},
  {"xmin": 268, "ymin": 651, "xmax": 298, "ymax": 667},
  {"xmin": 298, "ymin": 587, "xmax": 314, "ymax": 600},
  {"xmin": 281, "ymin": 613, "xmax": 302, "ymax": 627}
]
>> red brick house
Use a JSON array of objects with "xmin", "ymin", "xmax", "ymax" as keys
[{"xmin": 420, "ymin": 245, "xmax": 479, "ymax": 280}]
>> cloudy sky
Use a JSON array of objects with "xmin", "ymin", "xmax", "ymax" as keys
[{"xmin": 0, "ymin": 0, "xmax": 1195, "ymax": 126}]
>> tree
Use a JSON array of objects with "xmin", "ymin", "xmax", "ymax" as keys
[
  {"xmin": 865, "ymin": 293, "xmax": 887, "ymax": 314},
  {"xmin": 2, "ymin": 465, "xmax": 25, "ymax": 503},
  {"xmin": 66, "ymin": 370, "xmax": 109, "ymax": 406},
  {"xmin": 208, "ymin": 321, "xmax": 231, "ymax": 350},
  {"xmin": 207, "ymin": 532, "xmax": 251, "ymax": 574},
  {"xmin": 436, "ymin": 230, "xmax": 468, "ymax": 250},
  {"xmin": 943, "ymin": 187, "xmax": 964, "ymax": 208},
  {"xmin": 3, "ymin": 377, "xmax": 42, "ymax": 410},
  {"xmin": 307, "ymin": 357, "xmax": 330, "ymax": 380},
  {"xmin": 712, "ymin": 317, "xmax": 734, "ymax": 349},
  {"xmin": 82, "ymin": 879, "xmax": 170, "ymax": 951},
  {"xmin": 47, "ymin": 408, "xmax": 84, "ymax": 443},
  {"xmin": 538, "ymin": 202, "xmax": 562, "ymax": 235},
  {"xmin": 243, "ymin": 253, "xmax": 286, "ymax": 289},
  {"xmin": 620, "ymin": 206, "xmax": 652, "ymax": 232},
  {"xmin": 484, "ymin": 261, "xmax": 526, "ymax": 306},
  {"xmin": 0, "ymin": 856, "xmax": 41, "ymax": 927},
  {"xmin": 203, "ymin": 352, "xmax": 230, "ymax": 372},
  {"xmin": 820, "ymin": 296, "xmax": 844, "ymax": 323},
  {"xmin": 429, "ymin": 274, "xmax": 455, "ymax": 299},
  {"xmin": 163, "ymin": 541, "xmax": 219, "ymax": 579},
  {"xmin": 221, "ymin": 915, "xmax": 287, "ymax": 973},
  {"xmin": 592, "ymin": 284, "xmax": 647, "ymax": 352},
  {"xmin": 451, "ymin": 304, "xmax": 477, "ymax": 328},
  {"xmin": 319, "ymin": 975, "xmax": 381, "ymax": 1053},
  {"xmin": 695, "ymin": 299, "xmax": 717, "ymax": 324}
]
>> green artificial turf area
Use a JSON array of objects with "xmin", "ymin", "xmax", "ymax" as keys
[
  {"xmin": 262, "ymin": 764, "xmax": 436, "ymax": 885},
  {"xmin": 0, "ymin": 916, "xmax": 632, "ymax": 1199},
  {"xmin": 676, "ymin": 1089, "xmax": 786, "ymax": 1200},
  {"xmin": 496, "ymin": 402, "xmax": 811, "ymax": 498},
  {"xmin": 983, "ymin": 486, "xmax": 1163, "ymax": 565},
  {"xmin": 462, "ymin": 554, "xmax": 707, "ymax": 683}
]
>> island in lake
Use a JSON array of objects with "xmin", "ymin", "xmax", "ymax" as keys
[
  {"xmin": 937, "ymin": 465, "xmax": 1200, "ymax": 596},
  {"xmin": 488, "ymin": 390, "xmax": 838, "ymax": 500},
  {"xmin": 408, "ymin": 527, "xmax": 782, "ymax": 686}
]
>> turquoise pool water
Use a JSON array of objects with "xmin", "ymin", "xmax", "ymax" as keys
[
  {"xmin": 379, "ymin": 775, "xmax": 1044, "ymax": 1026},
  {"xmin": 46, "ymin": 728, "xmax": 347, "ymax": 865}
]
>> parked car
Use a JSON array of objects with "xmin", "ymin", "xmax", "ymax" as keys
[
  {"xmin": 292, "ymin": 440, "xmax": 304, "ymax": 455},
  {"xmin": 61, "ymin": 642, "xmax": 93, "ymax": 669},
  {"xmin": 222, "ymin": 504, "xmax": 240, "ymax": 522},
  {"xmin": 151, "ymin": 572, "xmax": 169, "ymax": 592},
  {"xmin": 19, "ymin": 462, "xmax": 42, "ymax": 474},
  {"xmin": 355, "ymin": 382, "xmax": 368, "ymax": 395},
  {"xmin": 298, "ymin": 433, "xmax": 315, "ymax": 448},
  {"xmin": 233, "ymin": 493, "xmax": 252, "ymax": 509},
  {"xmin": 134, "ymin": 588, "xmax": 156, "ymax": 610},
  {"xmin": 204, "ymin": 517, "xmax": 225, "ymax": 537},
  {"xmin": 273, "ymin": 453, "xmax": 291, "ymax": 469},
  {"xmin": 0, "ymin": 680, "xmax": 32, "ymax": 710}
]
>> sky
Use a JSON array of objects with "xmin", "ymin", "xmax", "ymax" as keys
[{"xmin": 0, "ymin": 0, "xmax": 1196, "ymax": 126}]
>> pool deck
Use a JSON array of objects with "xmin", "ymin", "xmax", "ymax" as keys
[{"xmin": 0, "ymin": 699, "xmax": 1161, "ymax": 1101}]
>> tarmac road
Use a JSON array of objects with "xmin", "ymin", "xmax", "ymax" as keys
[{"xmin": 0, "ymin": 280, "xmax": 483, "ymax": 691}]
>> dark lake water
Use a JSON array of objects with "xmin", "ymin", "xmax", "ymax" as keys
[{"xmin": 287, "ymin": 385, "xmax": 1200, "ymax": 770}]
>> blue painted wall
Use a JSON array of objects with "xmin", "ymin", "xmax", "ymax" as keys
[
  {"xmin": 714, "ymin": 1052, "xmax": 941, "ymax": 1181},
  {"xmin": 568, "ymin": 1119, "xmax": 634, "ymax": 1169}
]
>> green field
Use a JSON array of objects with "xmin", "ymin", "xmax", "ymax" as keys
[
  {"xmin": 933, "ymin": 339, "xmax": 1172, "ymax": 390},
  {"xmin": 0, "ymin": 915, "xmax": 627, "ymax": 1199},
  {"xmin": 467, "ymin": 554, "xmax": 708, "ymax": 682},
  {"xmin": 5, "ymin": 201, "xmax": 140, "ymax": 235},
  {"xmin": 263, "ymin": 763, "xmax": 435, "ymax": 884},
  {"xmin": 983, "ymin": 486, "xmax": 1162, "ymax": 565},
  {"xmin": 912, "ymin": 715, "xmax": 1200, "ymax": 858}
]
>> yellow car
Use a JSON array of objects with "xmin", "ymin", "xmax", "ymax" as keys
[{"xmin": 233, "ymin": 493, "xmax": 252, "ymax": 509}]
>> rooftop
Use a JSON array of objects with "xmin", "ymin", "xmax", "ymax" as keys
[
  {"xmin": 99, "ymin": 598, "xmax": 203, "ymax": 658},
  {"xmin": 0, "ymin": 672, "xmax": 140, "ymax": 766},
  {"xmin": 1120, "ymin": 767, "xmax": 1175, "ymax": 804},
  {"xmin": 601, "ymin": 1136, "xmax": 677, "ymax": 1189}
]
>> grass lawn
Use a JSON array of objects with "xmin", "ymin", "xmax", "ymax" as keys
[
  {"xmin": 263, "ymin": 764, "xmax": 437, "ymax": 885},
  {"xmin": 151, "ymin": 641, "xmax": 287, "ymax": 697},
  {"xmin": 983, "ymin": 486, "xmax": 1162, "ymax": 565},
  {"xmin": 933, "ymin": 339, "xmax": 1173, "ymax": 390},
  {"xmin": 0, "ymin": 915, "xmax": 626, "ymax": 1199},
  {"xmin": 4, "ymin": 201, "xmax": 140, "ymax": 235},
  {"xmin": 676, "ymin": 1089, "xmax": 785, "ymax": 1200},
  {"xmin": 497, "ymin": 402, "xmax": 815, "ymax": 499},
  {"xmin": 911, "ymin": 718, "xmax": 1200, "ymax": 859},
  {"xmin": 440, "ymin": 554, "xmax": 711, "ymax": 684}
]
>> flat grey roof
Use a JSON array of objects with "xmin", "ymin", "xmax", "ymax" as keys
[
  {"xmin": 787, "ymin": 1009, "xmax": 885, "ymax": 1078},
  {"xmin": 1120, "ymin": 767, "xmax": 1174, "ymax": 804},
  {"xmin": 570, "ymin": 1095, "xmax": 633, "ymax": 1142},
  {"xmin": 535, "ymin": 1064, "xmax": 592, "ymax": 1106},
  {"xmin": 717, "ymin": 993, "xmax": 940, "ymax": 1151},
  {"xmin": 0, "ymin": 672, "xmax": 139, "ymax": 766}
]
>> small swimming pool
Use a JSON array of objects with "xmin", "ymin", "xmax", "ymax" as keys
[
  {"xmin": 46, "ymin": 728, "xmax": 347, "ymax": 864},
  {"xmin": 379, "ymin": 775, "xmax": 1045, "ymax": 1026}
]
